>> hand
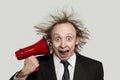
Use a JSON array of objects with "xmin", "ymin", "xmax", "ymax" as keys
[{"xmin": 17, "ymin": 56, "xmax": 39, "ymax": 78}]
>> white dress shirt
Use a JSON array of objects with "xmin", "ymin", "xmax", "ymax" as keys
[{"xmin": 53, "ymin": 53, "xmax": 76, "ymax": 80}]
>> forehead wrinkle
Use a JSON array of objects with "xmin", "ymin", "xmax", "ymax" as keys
[{"xmin": 52, "ymin": 33, "xmax": 75, "ymax": 38}]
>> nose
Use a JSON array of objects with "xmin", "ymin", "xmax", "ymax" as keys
[{"xmin": 60, "ymin": 39, "xmax": 66, "ymax": 49}]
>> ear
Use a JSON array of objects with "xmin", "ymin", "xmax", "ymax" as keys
[
  {"xmin": 48, "ymin": 40, "xmax": 52, "ymax": 46},
  {"xmin": 75, "ymin": 37, "xmax": 80, "ymax": 45}
]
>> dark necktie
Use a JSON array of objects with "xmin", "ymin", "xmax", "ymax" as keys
[{"xmin": 61, "ymin": 60, "xmax": 70, "ymax": 80}]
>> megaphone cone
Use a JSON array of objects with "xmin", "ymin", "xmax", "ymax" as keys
[{"xmin": 15, "ymin": 37, "xmax": 49, "ymax": 60}]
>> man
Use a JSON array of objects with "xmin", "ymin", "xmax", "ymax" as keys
[{"xmin": 10, "ymin": 10, "xmax": 104, "ymax": 80}]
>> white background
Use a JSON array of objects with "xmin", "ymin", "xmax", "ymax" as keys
[{"xmin": 0, "ymin": 0, "xmax": 120, "ymax": 80}]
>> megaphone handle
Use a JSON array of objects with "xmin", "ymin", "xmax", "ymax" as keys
[{"xmin": 35, "ymin": 67, "xmax": 39, "ymax": 72}]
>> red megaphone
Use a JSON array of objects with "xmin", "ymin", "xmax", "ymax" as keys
[
  {"xmin": 15, "ymin": 37, "xmax": 49, "ymax": 72},
  {"xmin": 15, "ymin": 37, "xmax": 49, "ymax": 60}
]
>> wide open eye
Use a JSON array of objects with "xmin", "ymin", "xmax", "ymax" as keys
[
  {"xmin": 66, "ymin": 36, "xmax": 72, "ymax": 42},
  {"xmin": 54, "ymin": 37, "xmax": 61, "ymax": 42}
]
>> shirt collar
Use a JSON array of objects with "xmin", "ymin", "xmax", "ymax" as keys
[{"xmin": 53, "ymin": 53, "xmax": 76, "ymax": 68}]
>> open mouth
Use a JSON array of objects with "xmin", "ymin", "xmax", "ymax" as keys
[
  {"xmin": 58, "ymin": 50, "xmax": 69, "ymax": 58},
  {"xmin": 59, "ymin": 50, "xmax": 69, "ymax": 54}
]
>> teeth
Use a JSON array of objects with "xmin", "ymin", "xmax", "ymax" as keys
[
  {"xmin": 59, "ymin": 51, "xmax": 64, "ymax": 53},
  {"xmin": 59, "ymin": 51, "xmax": 63, "ymax": 53}
]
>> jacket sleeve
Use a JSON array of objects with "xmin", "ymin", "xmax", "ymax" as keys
[
  {"xmin": 9, "ymin": 71, "xmax": 27, "ymax": 80},
  {"xmin": 94, "ymin": 62, "xmax": 104, "ymax": 80}
]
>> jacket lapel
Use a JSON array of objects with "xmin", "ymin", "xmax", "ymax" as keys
[
  {"xmin": 73, "ymin": 53, "xmax": 86, "ymax": 80},
  {"xmin": 43, "ymin": 54, "xmax": 57, "ymax": 80}
]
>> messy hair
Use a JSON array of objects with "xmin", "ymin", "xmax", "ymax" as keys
[{"xmin": 35, "ymin": 10, "xmax": 89, "ymax": 52}]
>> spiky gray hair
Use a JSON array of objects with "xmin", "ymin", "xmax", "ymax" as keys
[{"xmin": 35, "ymin": 9, "xmax": 89, "ymax": 52}]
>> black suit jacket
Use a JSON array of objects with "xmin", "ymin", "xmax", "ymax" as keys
[{"xmin": 10, "ymin": 53, "xmax": 104, "ymax": 80}]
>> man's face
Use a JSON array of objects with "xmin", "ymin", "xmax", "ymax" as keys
[{"xmin": 51, "ymin": 22, "xmax": 79, "ymax": 60}]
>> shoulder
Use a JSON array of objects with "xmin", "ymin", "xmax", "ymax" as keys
[
  {"xmin": 76, "ymin": 53, "xmax": 103, "ymax": 68},
  {"xmin": 35, "ymin": 54, "xmax": 54, "ymax": 68},
  {"xmin": 75, "ymin": 53, "xmax": 104, "ymax": 79}
]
